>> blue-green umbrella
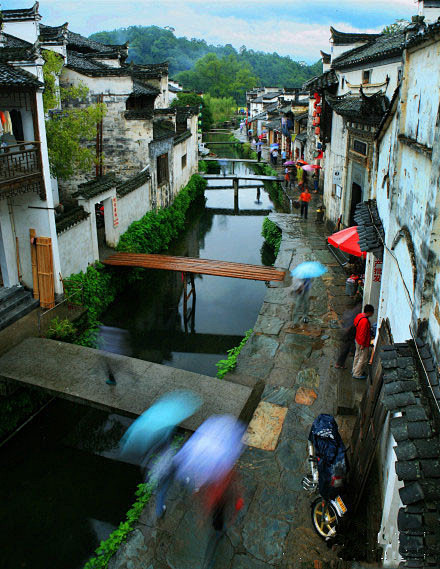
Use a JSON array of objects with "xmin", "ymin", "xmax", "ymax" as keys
[
  {"xmin": 119, "ymin": 390, "xmax": 202, "ymax": 460},
  {"xmin": 291, "ymin": 261, "xmax": 327, "ymax": 279}
]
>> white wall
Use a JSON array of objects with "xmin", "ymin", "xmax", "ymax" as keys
[
  {"xmin": 58, "ymin": 219, "xmax": 95, "ymax": 278},
  {"xmin": 117, "ymin": 184, "xmax": 150, "ymax": 235},
  {"xmin": 3, "ymin": 19, "xmax": 40, "ymax": 44}
]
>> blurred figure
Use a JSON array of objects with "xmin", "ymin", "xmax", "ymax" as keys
[
  {"xmin": 291, "ymin": 278, "xmax": 312, "ymax": 325},
  {"xmin": 335, "ymin": 303, "xmax": 362, "ymax": 369}
]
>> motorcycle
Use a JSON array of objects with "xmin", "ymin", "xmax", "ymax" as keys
[{"xmin": 302, "ymin": 414, "xmax": 348, "ymax": 541}]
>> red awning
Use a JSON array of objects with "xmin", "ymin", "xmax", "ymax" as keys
[{"xmin": 327, "ymin": 226, "xmax": 366, "ymax": 258}]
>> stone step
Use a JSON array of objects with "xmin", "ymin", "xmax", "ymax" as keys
[
  {"xmin": 0, "ymin": 287, "xmax": 35, "ymax": 318},
  {"xmin": 0, "ymin": 294, "xmax": 39, "ymax": 331},
  {"xmin": 0, "ymin": 285, "xmax": 24, "ymax": 304}
]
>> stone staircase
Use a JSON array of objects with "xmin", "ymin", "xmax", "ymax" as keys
[{"xmin": 0, "ymin": 286, "xmax": 39, "ymax": 331}]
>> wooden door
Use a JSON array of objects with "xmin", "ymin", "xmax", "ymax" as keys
[{"xmin": 30, "ymin": 230, "xmax": 55, "ymax": 309}]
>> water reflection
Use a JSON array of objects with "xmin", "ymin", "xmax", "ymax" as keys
[{"xmin": 99, "ymin": 136, "xmax": 278, "ymax": 377}]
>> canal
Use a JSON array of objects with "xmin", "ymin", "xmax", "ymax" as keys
[{"xmin": 0, "ymin": 132, "xmax": 285, "ymax": 569}]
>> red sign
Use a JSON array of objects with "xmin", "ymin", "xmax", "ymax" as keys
[
  {"xmin": 112, "ymin": 197, "xmax": 119, "ymax": 228},
  {"xmin": 373, "ymin": 258, "xmax": 382, "ymax": 283}
]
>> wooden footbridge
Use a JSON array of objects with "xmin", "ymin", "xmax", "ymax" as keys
[{"xmin": 103, "ymin": 253, "xmax": 285, "ymax": 281}]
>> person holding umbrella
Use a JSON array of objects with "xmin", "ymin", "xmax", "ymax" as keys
[
  {"xmin": 256, "ymin": 139, "xmax": 263, "ymax": 162},
  {"xmin": 290, "ymin": 262, "xmax": 327, "ymax": 325}
]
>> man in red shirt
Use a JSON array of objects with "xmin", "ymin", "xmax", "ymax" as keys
[
  {"xmin": 300, "ymin": 187, "xmax": 312, "ymax": 219},
  {"xmin": 352, "ymin": 304, "xmax": 374, "ymax": 379}
]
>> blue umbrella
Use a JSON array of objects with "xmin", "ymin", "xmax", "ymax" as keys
[
  {"xmin": 174, "ymin": 415, "xmax": 246, "ymax": 488},
  {"xmin": 119, "ymin": 390, "xmax": 202, "ymax": 460},
  {"xmin": 291, "ymin": 261, "xmax": 327, "ymax": 279},
  {"xmin": 270, "ymin": 143, "xmax": 279, "ymax": 149}
]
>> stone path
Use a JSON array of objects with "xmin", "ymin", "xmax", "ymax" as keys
[{"xmin": 109, "ymin": 186, "xmax": 367, "ymax": 569}]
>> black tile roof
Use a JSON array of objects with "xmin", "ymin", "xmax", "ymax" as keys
[
  {"xmin": 354, "ymin": 199, "xmax": 385, "ymax": 259},
  {"xmin": 124, "ymin": 109, "xmax": 154, "ymax": 121},
  {"xmin": 176, "ymin": 105, "xmax": 199, "ymax": 120},
  {"xmin": 116, "ymin": 169, "xmax": 150, "ymax": 198},
  {"xmin": 153, "ymin": 120, "xmax": 175, "ymax": 141},
  {"xmin": 56, "ymin": 205, "xmax": 89, "ymax": 234},
  {"xmin": 331, "ymin": 30, "xmax": 406, "ymax": 69},
  {"xmin": 320, "ymin": 50, "xmax": 331, "ymax": 64},
  {"xmin": 303, "ymin": 69, "xmax": 339, "ymax": 90},
  {"xmin": 66, "ymin": 50, "xmax": 109, "ymax": 73},
  {"xmin": 0, "ymin": 34, "xmax": 38, "ymax": 64},
  {"xmin": 262, "ymin": 91, "xmax": 282, "ymax": 99},
  {"xmin": 173, "ymin": 129, "xmax": 192, "ymax": 145},
  {"xmin": 3, "ymin": 33, "xmax": 32, "ymax": 49},
  {"xmin": 330, "ymin": 26, "xmax": 381, "ymax": 46},
  {"xmin": 326, "ymin": 88, "xmax": 389, "ymax": 126},
  {"xmin": 169, "ymin": 84, "xmax": 181, "ymax": 93},
  {"xmin": 0, "ymin": 63, "xmax": 42, "ymax": 87},
  {"xmin": 67, "ymin": 29, "xmax": 125, "ymax": 54},
  {"xmin": 381, "ymin": 340, "xmax": 440, "ymax": 567},
  {"xmin": 73, "ymin": 173, "xmax": 119, "ymax": 199},
  {"xmin": 405, "ymin": 19, "xmax": 440, "ymax": 50},
  {"xmin": 1, "ymin": 4, "xmax": 40, "ymax": 21},
  {"xmin": 132, "ymin": 80, "xmax": 160, "ymax": 97},
  {"xmin": 39, "ymin": 23, "xmax": 68, "ymax": 44}
]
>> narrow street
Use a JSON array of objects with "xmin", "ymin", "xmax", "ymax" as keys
[{"xmin": 111, "ymin": 179, "xmax": 366, "ymax": 569}]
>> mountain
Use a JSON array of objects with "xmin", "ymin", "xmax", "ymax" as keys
[{"xmin": 89, "ymin": 26, "xmax": 322, "ymax": 94}]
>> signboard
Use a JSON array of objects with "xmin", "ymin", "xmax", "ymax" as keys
[
  {"xmin": 333, "ymin": 169, "xmax": 343, "ymax": 185},
  {"xmin": 373, "ymin": 258, "xmax": 383, "ymax": 283},
  {"xmin": 112, "ymin": 197, "xmax": 119, "ymax": 228},
  {"xmin": 335, "ymin": 184, "xmax": 342, "ymax": 198}
]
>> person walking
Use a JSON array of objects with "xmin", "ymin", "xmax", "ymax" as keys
[
  {"xmin": 291, "ymin": 278, "xmax": 313, "ymax": 325},
  {"xmin": 352, "ymin": 304, "xmax": 374, "ymax": 379},
  {"xmin": 271, "ymin": 148, "xmax": 278, "ymax": 165},
  {"xmin": 256, "ymin": 139, "xmax": 262, "ymax": 162},
  {"xmin": 299, "ymin": 187, "xmax": 311, "ymax": 219},
  {"xmin": 335, "ymin": 304, "xmax": 362, "ymax": 369},
  {"xmin": 284, "ymin": 167, "xmax": 290, "ymax": 189},
  {"xmin": 281, "ymin": 149, "xmax": 287, "ymax": 164}
]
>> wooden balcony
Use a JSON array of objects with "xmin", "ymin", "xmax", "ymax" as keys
[{"xmin": 0, "ymin": 142, "xmax": 45, "ymax": 199}]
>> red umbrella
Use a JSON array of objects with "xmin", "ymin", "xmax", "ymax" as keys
[
  {"xmin": 309, "ymin": 164, "xmax": 322, "ymax": 169},
  {"xmin": 327, "ymin": 226, "xmax": 366, "ymax": 258},
  {"xmin": 297, "ymin": 159, "xmax": 308, "ymax": 165}
]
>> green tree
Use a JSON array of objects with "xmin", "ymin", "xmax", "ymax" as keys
[
  {"xmin": 382, "ymin": 19, "xmax": 409, "ymax": 34},
  {"xmin": 42, "ymin": 51, "xmax": 107, "ymax": 180},
  {"xmin": 170, "ymin": 92, "xmax": 213, "ymax": 131}
]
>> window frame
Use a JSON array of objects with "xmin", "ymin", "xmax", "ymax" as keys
[{"xmin": 157, "ymin": 153, "xmax": 169, "ymax": 186}]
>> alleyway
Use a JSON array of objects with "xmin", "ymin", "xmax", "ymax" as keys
[{"xmin": 109, "ymin": 178, "xmax": 367, "ymax": 569}]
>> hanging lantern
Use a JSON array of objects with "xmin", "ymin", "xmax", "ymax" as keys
[
  {"xmin": 313, "ymin": 110, "xmax": 317, "ymax": 117},
  {"xmin": 312, "ymin": 120, "xmax": 317, "ymax": 126},
  {"xmin": 315, "ymin": 126, "xmax": 320, "ymax": 135},
  {"xmin": 315, "ymin": 116, "xmax": 320, "ymax": 125},
  {"xmin": 316, "ymin": 105, "xmax": 322, "ymax": 114},
  {"xmin": 314, "ymin": 93, "xmax": 321, "ymax": 104}
]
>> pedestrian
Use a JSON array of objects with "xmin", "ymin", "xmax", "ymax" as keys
[
  {"xmin": 148, "ymin": 441, "xmax": 177, "ymax": 518},
  {"xmin": 281, "ymin": 149, "xmax": 287, "ymax": 163},
  {"xmin": 248, "ymin": 128, "xmax": 253, "ymax": 142},
  {"xmin": 299, "ymin": 187, "xmax": 311, "ymax": 219},
  {"xmin": 296, "ymin": 165, "xmax": 303, "ymax": 187},
  {"xmin": 240, "ymin": 122, "xmax": 244, "ymax": 134},
  {"xmin": 272, "ymin": 148, "xmax": 278, "ymax": 165},
  {"xmin": 352, "ymin": 304, "xmax": 375, "ymax": 379},
  {"xmin": 256, "ymin": 139, "xmax": 262, "ymax": 162},
  {"xmin": 284, "ymin": 167, "xmax": 290, "ymax": 189},
  {"xmin": 335, "ymin": 304, "xmax": 362, "ymax": 369},
  {"xmin": 291, "ymin": 278, "xmax": 313, "ymax": 325},
  {"xmin": 313, "ymin": 172, "xmax": 319, "ymax": 193}
]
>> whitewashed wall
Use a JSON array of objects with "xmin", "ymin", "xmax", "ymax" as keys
[
  {"xmin": 58, "ymin": 219, "xmax": 95, "ymax": 278},
  {"xmin": 117, "ymin": 184, "xmax": 150, "ymax": 235}
]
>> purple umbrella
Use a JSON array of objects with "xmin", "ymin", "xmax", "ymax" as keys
[
  {"xmin": 174, "ymin": 415, "xmax": 246, "ymax": 488},
  {"xmin": 283, "ymin": 160, "xmax": 296, "ymax": 166},
  {"xmin": 302, "ymin": 164, "xmax": 315, "ymax": 172}
]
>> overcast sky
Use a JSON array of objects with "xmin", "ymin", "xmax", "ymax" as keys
[{"xmin": 3, "ymin": 0, "xmax": 417, "ymax": 61}]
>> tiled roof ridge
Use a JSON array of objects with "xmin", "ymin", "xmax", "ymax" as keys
[
  {"xmin": 353, "ymin": 199, "xmax": 385, "ymax": 259},
  {"xmin": 405, "ymin": 19, "xmax": 440, "ymax": 50},
  {"xmin": 73, "ymin": 172, "xmax": 120, "ymax": 198},
  {"xmin": 320, "ymin": 50, "xmax": 331, "ymax": 64},
  {"xmin": 330, "ymin": 26, "xmax": 382, "ymax": 45},
  {"xmin": 380, "ymin": 340, "xmax": 440, "ymax": 567},
  {"xmin": 55, "ymin": 205, "xmax": 89, "ymax": 234},
  {"xmin": 325, "ymin": 89, "xmax": 389, "ymax": 126},
  {"xmin": 3, "ymin": 33, "xmax": 33, "ymax": 49},
  {"xmin": 1, "ymin": 3, "xmax": 41, "ymax": 21},
  {"xmin": 0, "ymin": 62, "xmax": 43, "ymax": 87},
  {"xmin": 331, "ymin": 30, "xmax": 406, "ymax": 69},
  {"xmin": 303, "ymin": 69, "xmax": 338, "ymax": 90},
  {"xmin": 116, "ymin": 169, "xmax": 150, "ymax": 198}
]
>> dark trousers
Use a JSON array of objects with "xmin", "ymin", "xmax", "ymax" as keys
[
  {"xmin": 336, "ymin": 339, "xmax": 355, "ymax": 367},
  {"xmin": 300, "ymin": 201, "xmax": 309, "ymax": 219},
  {"xmin": 257, "ymin": 151, "xmax": 262, "ymax": 162}
]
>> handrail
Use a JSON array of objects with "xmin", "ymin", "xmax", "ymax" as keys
[{"xmin": 0, "ymin": 141, "xmax": 41, "ymax": 153}]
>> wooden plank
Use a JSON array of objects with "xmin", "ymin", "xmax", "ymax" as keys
[
  {"xmin": 103, "ymin": 253, "xmax": 285, "ymax": 281},
  {"xmin": 35, "ymin": 237, "xmax": 55, "ymax": 309}
]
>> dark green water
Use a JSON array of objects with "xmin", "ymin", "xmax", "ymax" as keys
[{"xmin": 99, "ymin": 133, "xmax": 280, "ymax": 377}]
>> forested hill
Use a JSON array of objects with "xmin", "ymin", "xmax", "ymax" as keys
[{"xmin": 89, "ymin": 26, "xmax": 322, "ymax": 98}]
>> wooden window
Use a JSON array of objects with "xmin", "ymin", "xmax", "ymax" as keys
[
  {"xmin": 181, "ymin": 154, "xmax": 187, "ymax": 169},
  {"xmin": 353, "ymin": 139, "xmax": 367, "ymax": 155},
  {"xmin": 157, "ymin": 153, "xmax": 169, "ymax": 185},
  {"xmin": 362, "ymin": 70, "xmax": 371, "ymax": 84}
]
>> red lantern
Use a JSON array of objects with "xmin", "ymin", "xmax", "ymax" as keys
[
  {"xmin": 316, "ymin": 105, "xmax": 322, "ymax": 114},
  {"xmin": 312, "ymin": 120, "xmax": 316, "ymax": 126},
  {"xmin": 315, "ymin": 116, "xmax": 320, "ymax": 125},
  {"xmin": 314, "ymin": 93, "xmax": 321, "ymax": 104},
  {"xmin": 313, "ymin": 110, "xmax": 317, "ymax": 117},
  {"xmin": 315, "ymin": 126, "xmax": 320, "ymax": 135}
]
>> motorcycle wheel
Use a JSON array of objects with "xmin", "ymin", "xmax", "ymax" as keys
[{"xmin": 311, "ymin": 497, "xmax": 338, "ymax": 540}]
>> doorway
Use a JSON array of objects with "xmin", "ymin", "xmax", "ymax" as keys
[{"xmin": 350, "ymin": 182, "xmax": 362, "ymax": 225}]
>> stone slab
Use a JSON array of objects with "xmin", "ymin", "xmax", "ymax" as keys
[
  {"xmin": 0, "ymin": 338, "xmax": 253, "ymax": 431},
  {"xmin": 245, "ymin": 401, "xmax": 287, "ymax": 451},
  {"xmin": 253, "ymin": 315, "xmax": 284, "ymax": 336}
]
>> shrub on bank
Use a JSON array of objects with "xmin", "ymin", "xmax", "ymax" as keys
[
  {"xmin": 216, "ymin": 329, "xmax": 253, "ymax": 379},
  {"xmin": 63, "ymin": 174, "xmax": 207, "ymax": 347},
  {"xmin": 262, "ymin": 217, "xmax": 282, "ymax": 257}
]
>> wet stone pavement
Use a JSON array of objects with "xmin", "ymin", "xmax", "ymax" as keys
[{"xmin": 108, "ymin": 205, "xmax": 367, "ymax": 569}]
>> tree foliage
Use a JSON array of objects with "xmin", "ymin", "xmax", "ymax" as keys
[
  {"xmin": 203, "ymin": 94, "xmax": 236, "ymax": 125},
  {"xmin": 42, "ymin": 50, "xmax": 107, "ymax": 180},
  {"xmin": 382, "ymin": 19, "xmax": 409, "ymax": 34},
  {"xmin": 170, "ymin": 92, "xmax": 213, "ymax": 131},
  {"xmin": 89, "ymin": 26, "xmax": 322, "ymax": 102}
]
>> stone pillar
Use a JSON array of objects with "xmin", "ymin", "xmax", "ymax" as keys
[
  {"xmin": 233, "ymin": 178, "xmax": 239, "ymax": 212},
  {"xmin": 0, "ymin": 200, "xmax": 19, "ymax": 288}
]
